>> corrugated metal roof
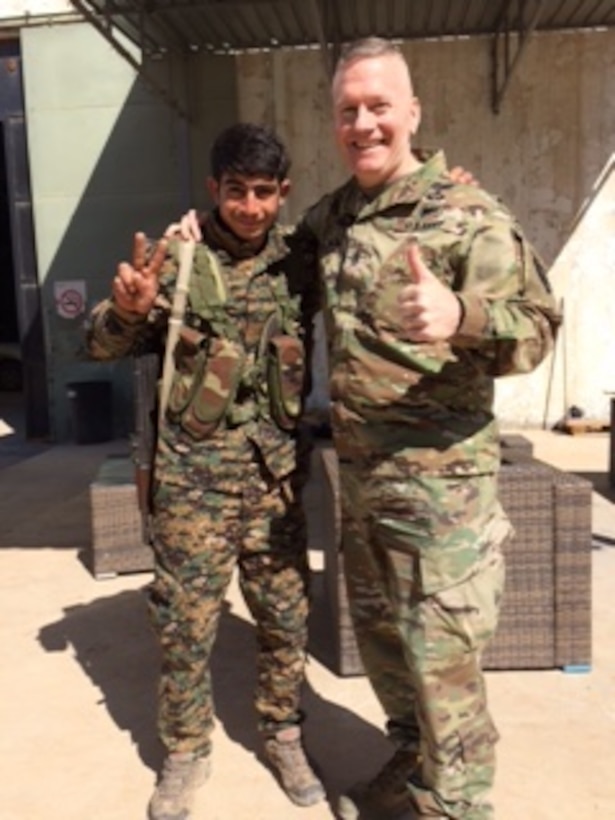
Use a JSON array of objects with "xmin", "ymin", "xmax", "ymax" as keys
[
  {"xmin": 68, "ymin": 0, "xmax": 615, "ymax": 115},
  {"xmin": 71, "ymin": 0, "xmax": 615, "ymax": 56}
]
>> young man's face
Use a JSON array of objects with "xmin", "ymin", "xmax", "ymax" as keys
[
  {"xmin": 332, "ymin": 53, "xmax": 421, "ymax": 190},
  {"xmin": 207, "ymin": 172, "xmax": 290, "ymax": 250}
]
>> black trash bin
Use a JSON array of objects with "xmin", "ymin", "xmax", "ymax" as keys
[{"xmin": 66, "ymin": 380, "xmax": 113, "ymax": 444}]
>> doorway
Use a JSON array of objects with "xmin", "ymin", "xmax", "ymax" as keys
[
  {"xmin": 0, "ymin": 123, "xmax": 21, "ymax": 383},
  {"xmin": 0, "ymin": 42, "xmax": 49, "ymax": 441}
]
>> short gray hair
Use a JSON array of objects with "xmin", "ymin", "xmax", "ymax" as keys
[
  {"xmin": 332, "ymin": 37, "xmax": 412, "ymax": 91},
  {"xmin": 335, "ymin": 37, "xmax": 404, "ymax": 70}
]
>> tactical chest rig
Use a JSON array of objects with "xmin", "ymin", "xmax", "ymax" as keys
[
  {"xmin": 162, "ymin": 239, "xmax": 306, "ymax": 439},
  {"xmin": 134, "ymin": 239, "xmax": 307, "ymax": 522}
]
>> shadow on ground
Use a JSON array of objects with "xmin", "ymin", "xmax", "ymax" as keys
[
  {"xmin": 36, "ymin": 581, "xmax": 389, "ymax": 797},
  {"xmin": 575, "ymin": 470, "xmax": 615, "ymax": 505},
  {"xmin": 37, "ymin": 588, "xmax": 163, "ymax": 772},
  {"xmin": 0, "ymin": 442, "xmax": 124, "ymax": 549},
  {"xmin": 0, "ymin": 392, "xmax": 50, "ymax": 471}
]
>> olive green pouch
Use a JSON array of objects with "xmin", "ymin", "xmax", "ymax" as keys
[
  {"xmin": 267, "ymin": 334, "xmax": 305, "ymax": 431},
  {"xmin": 180, "ymin": 337, "xmax": 245, "ymax": 439},
  {"xmin": 166, "ymin": 327, "xmax": 207, "ymax": 420}
]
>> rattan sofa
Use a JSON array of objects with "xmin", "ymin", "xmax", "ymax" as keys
[
  {"xmin": 89, "ymin": 455, "xmax": 153, "ymax": 578},
  {"xmin": 317, "ymin": 444, "xmax": 592, "ymax": 675},
  {"xmin": 88, "ymin": 354, "xmax": 159, "ymax": 579}
]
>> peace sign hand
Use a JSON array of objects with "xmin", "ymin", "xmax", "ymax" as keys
[{"xmin": 112, "ymin": 232, "xmax": 168, "ymax": 316}]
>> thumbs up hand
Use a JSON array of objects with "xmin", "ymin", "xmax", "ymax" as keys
[{"xmin": 397, "ymin": 243, "xmax": 462, "ymax": 342}]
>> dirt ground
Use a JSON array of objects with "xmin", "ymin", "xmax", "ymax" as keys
[{"xmin": 1, "ymin": 406, "xmax": 613, "ymax": 819}]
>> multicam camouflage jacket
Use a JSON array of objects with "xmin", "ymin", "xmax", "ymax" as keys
[
  {"xmin": 85, "ymin": 213, "xmax": 320, "ymax": 479},
  {"xmin": 298, "ymin": 151, "xmax": 561, "ymax": 475}
]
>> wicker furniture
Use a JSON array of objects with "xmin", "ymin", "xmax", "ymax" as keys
[
  {"xmin": 318, "ymin": 445, "xmax": 592, "ymax": 676},
  {"xmin": 87, "ymin": 354, "xmax": 161, "ymax": 579},
  {"xmin": 89, "ymin": 454, "xmax": 154, "ymax": 578},
  {"xmin": 499, "ymin": 433, "xmax": 534, "ymax": 463}
]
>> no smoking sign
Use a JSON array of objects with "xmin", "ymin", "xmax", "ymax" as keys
[{"xmin": 54, "ymin": 281, "xmax": 87, "ymax": 319}]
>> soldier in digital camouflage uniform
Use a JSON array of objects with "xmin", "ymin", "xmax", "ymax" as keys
[
  {"xmin": 296, "ymin": 38, "xmax": 562, "ymax": 820},
  {"xmin": 85, "ymin": 123, "xmax": 324, "ymax": 820}
]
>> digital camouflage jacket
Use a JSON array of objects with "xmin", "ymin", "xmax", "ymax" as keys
[
  {"xmin": 86, "ymin": 213, "xmax": 320, "ymax": 480},
  {"xmin": 299, "ymin": 151, "xmax": 561, "ymax": 475}
]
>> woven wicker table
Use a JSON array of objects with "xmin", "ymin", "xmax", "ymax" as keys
[
  {"xmin": 318, "ymin": 445, "xmax": 592, "ymax": 676},
  {"xmin": 89, "ymin": 455, "xmax": 153, "ymax": 579}
]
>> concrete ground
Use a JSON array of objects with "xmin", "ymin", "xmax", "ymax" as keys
[{"xmin": 1, "ymin": 390, "xmax": 614, "ymax": 820}]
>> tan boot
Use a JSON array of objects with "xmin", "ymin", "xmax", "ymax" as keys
[
  {"xmin": 148, "ymin": 752, "xmax": 211, "ymax": 820},
  {"xmin": 337, "ymin": 748, "xmax": 421, "ymax": 820},
  {"xmin": 263, "ymin": 726, "xmax": 326, "ymax": 807}
]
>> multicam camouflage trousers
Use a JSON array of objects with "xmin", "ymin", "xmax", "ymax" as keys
[
  {"xmin": 147, "ymin": 430, "xmax": 310, "ymax": 757},
  {"xmin": 338, "ymin": 457, "xmax": 512, "ymax": 820}
]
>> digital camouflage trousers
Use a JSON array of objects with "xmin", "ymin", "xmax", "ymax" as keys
[
  {"xmin": 147, "ymin": 432, "xmax": 310, "ymax": 757},
  {"xmin": 338, "ymin": 457, "xmax": 512, "ymax": 820}
]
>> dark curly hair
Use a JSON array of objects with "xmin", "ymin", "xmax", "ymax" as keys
[{"xmin": 210, "ymin": 122, "xmax": 291, "ymax": 182}]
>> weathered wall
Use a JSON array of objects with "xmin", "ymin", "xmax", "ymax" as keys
[
  {"xmin": 500, "ymin": 153, "xmax": 615, "ymax": 426},
  {"xmin": 184, "ymin": 51, "xmax": 238, "ymax": 206},
  {"xmin": 0, "ymin": 0, "xmax": 73, "ymax": 19},
  {"xmin": 235, "ymin": 30, "xmax": 615, "ymax": 425},
  {"xmin": 16, "ymin": 23, "xmax": 615, "ymax": 436},
  {"xmin": 21, "ymin": 22, "xmax": 180, "ymax": 439},
  {"xmin": 20, "ymin": 22, "xmax": 236, "ymax": 440}
]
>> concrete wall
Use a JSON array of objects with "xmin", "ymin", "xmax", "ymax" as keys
[
  {"xmin": 17, "ymin": 22, "xmax": 615, "ymax": 435},
  {"xmin": 235, "ymin": 30, "xmax": 615, "ymax": 426},
  {"xmin": 21, "ymin": 21, "xmax": 182, "ymax": 439},
  {"xmin": 184, "ymin": 51, "xmax": 238, "ymax": 207},
  {"xmin": 20, "ymin": 22, "xmax": 236, "ymax": 440},
  {"xmin": 507, "ymin": 153, "xmax": 615, "ymax": 426},
  {"xmin": 0, "ymin": 0, "xmax": 73, "ymax": 20}
]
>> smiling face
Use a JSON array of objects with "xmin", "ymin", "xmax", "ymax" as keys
[
  {"xmin": 207, "ymin": 172, "xmax": 290, "ymax": 250},
  {"xmin": 332, "ymin": 52, "xmax": 422, "ymax": 191}
]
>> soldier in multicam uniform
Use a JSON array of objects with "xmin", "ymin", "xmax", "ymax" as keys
[
  {"xmin": 294, "ymin": 38, "xmax": 561, "ymax": 820},
  {"xmin": 172, "ymin": 41, "xmax": 560, "ymax": 819},
  {"xmin": 85, "ymin": 123, "xmax": 324, "ymax": 820}
]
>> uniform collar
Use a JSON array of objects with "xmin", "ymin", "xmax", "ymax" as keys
[
  {"xmin": 337, "ymin": 150, "xmax": 448, "ymax": 222},
  {"xmin": 200, "ymin": 210, "xmax": 290, "ymax": 262}
]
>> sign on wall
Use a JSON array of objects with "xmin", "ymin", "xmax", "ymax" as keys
[{"xmin": 54, "ymin": 280, "xmax": 86, "ymax": 319}]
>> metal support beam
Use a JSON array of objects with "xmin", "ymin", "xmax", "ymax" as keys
[
  {"xmin": 70, "ymin": 0, "xmax": 190, "ymax": 119},
  {"xmin": 328, "ymin": 0, "xmax": 343, "ymax": 70},
  {"xmin": 306, "ymin": 0, "xmax": 333, "ymax": 79},
  {"xmin": 491, "ymin": 0, "xmax": 546, "ymax": 114}
]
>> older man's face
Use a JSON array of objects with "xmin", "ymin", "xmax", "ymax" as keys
[{"xmin": 332, "ymin": 53, "xmax": 421, "ymax": 191}]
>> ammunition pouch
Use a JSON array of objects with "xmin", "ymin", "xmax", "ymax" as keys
[
  {"xmin": 166, "ymin": 326, "xmax": 204, "ymax": 417},
  {"xmin": 267, "ymin": 333, "xmax": 306, "ymax": 431},
  {"xmin": 166, "ymin": 326, "xmax": 245, "ymax": 440}
]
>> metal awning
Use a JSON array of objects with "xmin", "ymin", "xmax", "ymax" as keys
[{"xmin": 69, "ymin": 0, "xmax": 615, "ymax": 113}]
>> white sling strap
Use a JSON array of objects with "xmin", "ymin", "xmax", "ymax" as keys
[{"xmin": 158, "ymin": 239, "xmax": 196, "ymax": 425}]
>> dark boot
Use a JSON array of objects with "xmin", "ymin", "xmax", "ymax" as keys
[{"xmin": 337, "ymin": 748, "xmax": 421, "ymax": 820}]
